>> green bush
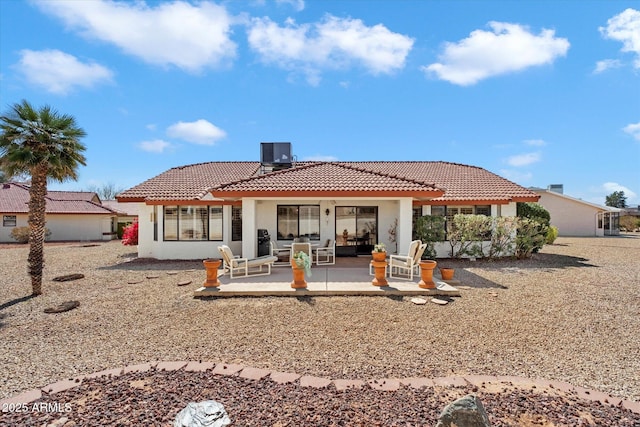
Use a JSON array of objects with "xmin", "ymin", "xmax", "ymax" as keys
[
  {"xmin": 546, "ymin": 225, "xmax": 559, "ymax": 244},
  {"xmin": 10, "ymin": 226, "xmax": 51, "ymax": 243},
  {"xmin": 414, "ymin": 215, "xmax": 446, "ymax": 259},
  {"xmin": 516, "ymin": 202, "xmax": 550, "ymax": 253},
  {"xmin": 515, "ymin": 218, "xmax": 548, "ymax": 259},
  {"xmin": 448, "ymin": 214, "xmax": 493, "ymax": 258}
]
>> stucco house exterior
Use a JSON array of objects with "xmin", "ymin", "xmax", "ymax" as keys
[
  {"xmin": 532, "ymin": 185, "xmax": 620, "ymax": 237},
  {"xmin": 117, "ymin": 146, "xmax": 540, "ymax": 260},
  {"xmin": 0, "ymin": 182, "xmax": 117, "ymax": 242},
  {"xmin": 102, "ymin": 200, "xmax": 140, "ymax": 238}
]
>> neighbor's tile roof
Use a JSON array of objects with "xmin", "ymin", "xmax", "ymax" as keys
[
  {"xmin": 116, "ymin": 161, "xmax": 539, "ymax": 203},
  {"xmin": 211, "ymin": 162, "xmax": 443, "ymax": 196},
  {"xmin": 0, "ymin": 183, "xmax": 116, "ymax": 215}
]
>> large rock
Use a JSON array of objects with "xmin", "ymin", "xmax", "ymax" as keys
[
  {"xmin": 435, "ymin": 394, "xmax": 491, "ymax": 427},
  {"xmin": 174, "ymin": 400, "xmax": 231, "ymax": 427}
]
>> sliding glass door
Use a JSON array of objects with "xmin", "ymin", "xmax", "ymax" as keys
[{"xmin": 335, "ymin": 206, "xmax": 377, "ymax": 255}]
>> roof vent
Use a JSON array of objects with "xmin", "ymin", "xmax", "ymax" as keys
[
  {"xmin": 548, "ymin": 184, "xmax": 563, "ymax": 194},
  {"xmin": 260, "ymin": 142, "xmax": 294, "ymax": 173}
]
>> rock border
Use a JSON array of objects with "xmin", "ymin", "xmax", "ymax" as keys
[{"xmin": 1, "ymin": 361, "xmax": 638, "ymax": 414}]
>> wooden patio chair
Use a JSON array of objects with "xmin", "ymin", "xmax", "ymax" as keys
[{"xmin": 217, "ymin": 245, "xmax": 277, "ymax": 278}]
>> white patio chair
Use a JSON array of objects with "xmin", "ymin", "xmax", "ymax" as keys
[
  {"xmin": 290, "ymin": 242, "xmax": 312, "ymax": 265},
  {"xmin": 218, "ymin": 245, "xmax": 277, "ymax": 278},
  {"xmin": 314, "ymin": 239, "xmax": 335, "ymax": 265},
  {"xmin": 270, "ymin": 241, "xmax": 291, "ymax": 266},
  {"xmin": 389, "ymin": 240, "xmax": 424, "ymax": 280}
]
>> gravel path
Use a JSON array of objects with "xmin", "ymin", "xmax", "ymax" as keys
[{"xmin": 1, "ymin": 236, "xmax": 639, "ymax": 424}]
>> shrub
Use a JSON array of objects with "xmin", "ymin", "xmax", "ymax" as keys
[
  {"xmin": 546, "ymin": 225, "xmax": 559, "ymax": 244},
  {"xmin": 488, "ymin": 216, "xmax": 518, "ymax": 259},
  {"xmin": 10, "ymin": 226, "xmax": 51, "ymax": 243},
  {"xmin": 516, "ymin": 218, "xmax": 548, "ymax": 259},
  {"xmin": 517, "ymin": 202, "xmax": 550, "ymax": 253},
  {"xmin": 414, "ymin": 215, "xmax": 446, "ymax": 259},
  {"xmin": 121, "ymin": 221, "xmax": 138, "ymax": 246},
  {"xmin": 448, "ymin": 214, "xmax": 492, "ymax": 258}
]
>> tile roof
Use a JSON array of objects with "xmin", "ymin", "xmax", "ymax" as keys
[
  {"xmin": 116, "ymin": 161, "xmax": 539, "ymax": 203},
  {"xmin": 0, "ymin": 183, "xmax": 117, "ymax": 215}
]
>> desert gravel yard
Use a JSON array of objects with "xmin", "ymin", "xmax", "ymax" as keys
[{"xmin": 0, "ymin": 236, "xmax": 639, "ymax": 423}]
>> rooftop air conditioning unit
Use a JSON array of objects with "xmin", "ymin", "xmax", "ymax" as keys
[
  {"xmin": 261, "ymin": 142, "xmax": 292, "ymax": 168},
  {"xmin": 548, "ymin": 184, "xmax": 564, "ymax": 194}
]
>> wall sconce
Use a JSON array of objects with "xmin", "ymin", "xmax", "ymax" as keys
[{"xmin": 325, "ymin": 208, "xmax": 330, "ymax": 216}]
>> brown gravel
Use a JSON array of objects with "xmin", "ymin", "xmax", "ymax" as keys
[{"xmin": 1, "ymin": 236, "xmax": 639, "ymax": 425}]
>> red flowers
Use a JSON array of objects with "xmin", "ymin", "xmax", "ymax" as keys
[{"xmin": 121, "ymin": 221, "xmax": 138, "ymax": 246}]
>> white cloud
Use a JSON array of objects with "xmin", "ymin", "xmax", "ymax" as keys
[
  {"xmin": 499, "ymin": 169, "xmax": 533, "ymax": 184},
  {"xmin": 599, "ymin": 8, "xmax": 640, "ymax": 69},
  {"xmin": 276, "ymin": 0, "xmax": 305, "ymax": 12},
  {"xmin": 422, "ymin": 22, "xmax": 569, "ymax": 85},
  {"xmin": 16, "ymin": 49, "xmax": 113, "ymax": 95},
  {"xmin": 524, "ymin": 139, "xmax": 546, "ymax": 147},
  {"xmin": 34, "ymin": 0, "xmax": 236, "ymax": 73},
  {"xmin": 139, "ymin": 139, "xmax": 171, "ymax": 153},
  {"xmin": 623, "ymin": 121, "xmax": 640, "ymax": 141},
  {"xmin": 247, "ymin": 15, "xmax": 413, "ymax": 84},
  {"xmin": 167, "ymin": 119, "xmax": 227, "ymax": 145},
  {"xmin": 589, "ymin": 182, "xmax": 638, "ymax": 205},
  {"xmin": 594, "ymin": 59, "xmax": 622, "ymax": 73},
  {"xmin": 507, "ymin": 152, "xmax": 541, "ymax": 167}
]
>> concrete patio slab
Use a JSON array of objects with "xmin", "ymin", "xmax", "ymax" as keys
[{"xmin": 193, "ymin": 264, "xmax": 461, "ymax": 298}]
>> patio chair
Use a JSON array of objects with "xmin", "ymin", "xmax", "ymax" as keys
[
  {"xmin": 314, "ymin": 239, "xmax": 335, "ymax": 265},
  {"xmin": 270, "ymin": 241, "xmax": 291, "ymax": 266},
  {"xmin": 389, "ymin": 240, "xmax": 424, "ymax": 280},
  {"xmin": 290, "ymin": 242, "xmax": 312, "ymax": 265},
  {"xmin": 217, "ymin": 245, "xmax": 277, "ymax": 278}
]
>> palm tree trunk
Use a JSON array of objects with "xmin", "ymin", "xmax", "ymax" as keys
[{"xmin": 28, "ymin": 164, "xmax": 48, "ymax": 296}]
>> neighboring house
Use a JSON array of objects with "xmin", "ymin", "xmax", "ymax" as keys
[
  {"xmin": 532, "ymin": 185, "xmax": 620, "ymax": 237},
  {"xmin": 102, "ymin": 200, "xmax": 140, "ymax": 238},
  {"xmin": 0, "ymin": 182, "xmax": 117, "ymax": 242},
  {"xmin": 116, "ymin": 143, "xmax": 540, "ymax": 260}
]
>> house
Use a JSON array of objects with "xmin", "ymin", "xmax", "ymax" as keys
[
  {"xmin": 0, "ymin": 182, "xmax": 117, "ymax": 242},
  {"xmin": 116, "ymin": 143, "xmax": 540, "ymax": 260},
  {"xmin": 531, "ymin": 185, "xmax": 620, "ymax": 237},
  {"xmin": 102, "ymin": 200, "xmax": 140, "ymax": 238}
]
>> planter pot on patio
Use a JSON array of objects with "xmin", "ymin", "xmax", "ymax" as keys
[
  {"xmin": 202, "ymin": 259, "xmax": 222, "ymax": 288},
  {"xmin": 371, "ymin": 260, "xmax": 388, "ymax": 286},
  {"xmin": 418, "ymin": 260, "xmax": 437, "ymax": 289},
  {"xmin": 440, "ymin": 267, "xmax": 455, "ymax": 281},
  {"xmin": 291, "ymin": 266, "xmax": 307, "ymax": 289},
  {"xmin": 371, "ymin": 251, "xmax": 386, "ymax": 262}
]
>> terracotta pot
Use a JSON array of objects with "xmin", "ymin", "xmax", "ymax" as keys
[
  {"xmin": 418, "ymin": 260, "xmax": 437, "ymax": 289},
  {"xmin": 202, "ymin": 259, "xmax": 222, "ymax": 288},
  {"xmin": 371, "ymin": 260, "xmax": 388, "ymax": 286},
  {"xmin": 291, "ymin": 266, "xmax": 307, "ymax": 289},
  {"xmin": 371, "ymin": 251, "xmax": 386, "ymax": 262},
  {"xmin": 440, "ymin": 267, "xmax": 455, "ymax": 281}
]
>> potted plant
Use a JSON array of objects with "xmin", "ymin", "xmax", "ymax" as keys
[
  {"xmin": 291, "ymin": 251, "xmax": 311, "ymax": 288},
  {"xmin": 439, "ymin": 267, "xmax": 455, "ymax": 281},
  {"xmin": 371, "ymin": 242, "xmax": 387, "ymax": 262}
]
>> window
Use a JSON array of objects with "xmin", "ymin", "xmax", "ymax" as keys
[
  {"xmin": 277, "ymin": 205, "xmax": 320, "ymax": 240},
  {"xmin": 163, "ymin": 205, "xmax": 224, "ymax": 241},
  {"xmin": 232, "ymin": 206, "xmax": 242, "ymax": 241},
  {"xmin": 445, "ymin": 205, "xmax": 492, "ymax": 233},
  {"xmin": 3, "ymin": 215, "xmax": 17, "ymax": 227},
  {"xmin": 153, "ymin": 206, "xmax": 158, "ymax": 241}
]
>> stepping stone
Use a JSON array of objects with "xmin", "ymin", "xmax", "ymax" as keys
[
  {"xmin": 488, "ymin": 292, "xmax": 499, "ymax": 297},
  {"xmin": 44, "ymin": 301, "xmax": 80, "ymax": 313},
  {"xmin": 127, "ymin": 279, "xmax": 144, "ymax": 284},
  {"xmin": 52, "ymin": 274, "xmax": 85, "ymax": 282},
  {"xmin": 107, "ymin": 286, "xmax": 123, "ymax": 290},
  {"xmin": 177, "ymin": 280, "xmax": 192, "ymax": 287},
  {"xmin": 146, "ymin": 274, "xmax": 160, "ymax": 279},
  {"xmin": 431, "ymin": 298, "xmax": 448, "ymax": 305},
  {"xmin": 411, "ymin": 297, "xmax": 427, "ymax": 305},
  {"xmin": 167, "ymin": 271, "xmax": 178, "ymax": 275}
]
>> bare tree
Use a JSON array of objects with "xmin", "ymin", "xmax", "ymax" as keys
[{"xmin": 87, "ymin": 182, "xmax": 125, "ymax": 200}]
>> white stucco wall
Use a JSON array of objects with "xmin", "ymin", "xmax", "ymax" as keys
[
  {"xmin": 0, "ymin": 214, "xmax": 113, "ymax": 242},
  {"xmin": 536, "ymin": 193, "xmax": 600, "ymax": 236}
]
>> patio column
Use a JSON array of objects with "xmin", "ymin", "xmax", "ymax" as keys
[
  {"xmin": 397, "ymin": 198, "xmax": 413, "ymax": 255},
  {"xmin": 242, "ymin": 198, "xmax": 257, "ymax": 258}
]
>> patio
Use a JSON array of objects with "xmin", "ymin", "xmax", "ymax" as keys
[{"xmin": 193, "ymin": 256, "xmax": 461, "ymax": 298}]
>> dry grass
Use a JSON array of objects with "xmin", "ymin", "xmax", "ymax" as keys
[{"xmin": 1, "ymin": 236, "xmax": 639, "ymax": 402}]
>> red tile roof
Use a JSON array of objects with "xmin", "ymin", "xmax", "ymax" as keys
[
  {"xmin": 0, "ymin": 183, "xmax": 117, "ymax": 215},
  {"xmin": 117, "ymin": 161, "xmax": 539, "ymax": 204}
]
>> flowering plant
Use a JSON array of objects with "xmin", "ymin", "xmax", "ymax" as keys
[
  {"xmin": 373, "ymin": 242, "xmax": 386, "ymax": 253},
  {"xmin": 121, "ymin": 221, "xmax": 139, "ymax": 246},
  {"xmin": 292, "ymin": 251, "xmax": 312, "ymax": 277}
]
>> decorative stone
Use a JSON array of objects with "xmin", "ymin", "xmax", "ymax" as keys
[
  {"xmin": 174, "ymin": 400, "xmax": 231, "ymax": 427},
  {"xmin": 146, "ymin": 274, "xmax": 160, "ymax": 279},
  {"xmin": 52, "ymin": 273, "xmax": 84, "ymax": 282},
  {"xmin": 411, "ymin": 297, "xmax": 427, "ymax": 305},
  {"xmin": 435, "ymin": 394, "xmax": 491, "ymax": 427},
  {"xmin": 44, "ymin": 301, "xmax": 80, "ymax": 313},
  {"xmin": 178, "ymin": 280, "xmax": 192, "ymax": 287},
  {"xmin": 431, "ymin": 298, "xmax": 448, "ymax": 305},
  {"xmin": 128, "ymin": 279, "xmax": 144, "ymax": 284}
]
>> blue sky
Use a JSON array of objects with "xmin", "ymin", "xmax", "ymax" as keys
[{"xmin": 1, "ymin": 0, "xmax": 639, "ymax": 206}]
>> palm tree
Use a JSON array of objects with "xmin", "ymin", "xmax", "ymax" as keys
[{"xmin": 0, "ymin": 100, "xmax": 86, "ymax": 296}]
